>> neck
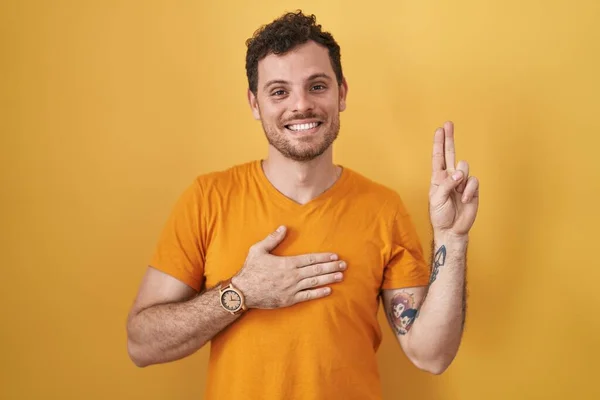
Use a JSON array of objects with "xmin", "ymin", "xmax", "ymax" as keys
[{"xmin": 261, "ymin": 146, "xmax": 342, "ymax": 205}]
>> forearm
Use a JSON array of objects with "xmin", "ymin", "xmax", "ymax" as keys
[
  {"xmin": 127, "ymin": 285, "xmax": 240, "ymax": 367},
  {"xmin": 408, "ymin": 233, "xmax": 468, "ymax": 372}
]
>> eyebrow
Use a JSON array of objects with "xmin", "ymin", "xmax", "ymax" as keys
[{"xmin": 263, "ymin": 73, "xmax": 333, "ymax": 91}]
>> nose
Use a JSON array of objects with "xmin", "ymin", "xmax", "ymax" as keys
[{"xmin": 291, "ymin": 90, "xmax": 314, "ymax": 114}]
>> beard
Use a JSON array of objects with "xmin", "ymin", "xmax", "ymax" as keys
[{"xmin": 260, "ymin": 111, "xmax": 340, "ymax": 162}]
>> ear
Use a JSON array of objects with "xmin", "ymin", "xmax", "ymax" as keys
[
  {"xmin": 247, "ymin": 89, "xmax": 261, "ymax": 120},
  {"xmin": 338, "ymin": 77, "xmax": 349, "ymax": 112}
]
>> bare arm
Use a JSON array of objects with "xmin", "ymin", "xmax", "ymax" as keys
[
  {"xmin": 383, "ymin": 121, "xmax": 479, "ymax": 374},
  {"xmin": 383, "ymin": 233, "xmax": 467, "ymax": 375},
  {"xmin": 126, "ymin": 267, "xmax": 241, "ymax": 367}
]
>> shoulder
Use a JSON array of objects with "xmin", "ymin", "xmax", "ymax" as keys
[
  {"xmin": 343, "ymin": 167, "xmax": 407, "ymax": 215},
  {"xmin": 192, "ymin": 160, "xmax": 257, "ymax": 191},
  {"xmin": 171, "ymin": 161, "xmax": 257, "ymax": 219}
]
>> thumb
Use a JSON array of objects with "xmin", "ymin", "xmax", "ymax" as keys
[
  {"xmin": 435, "ymin": 170, "xmax": 464, "ymax": 200},
  {"xmin": 256, "ymin": 225, "xmax": 287, "ymax": 253}
]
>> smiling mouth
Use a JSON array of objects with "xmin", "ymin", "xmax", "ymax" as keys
[{"xmin": 285, "ymin": 122, "xmax": 322, "ymax": 132}]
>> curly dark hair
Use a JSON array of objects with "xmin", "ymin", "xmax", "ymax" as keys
[{"xmin": 245, "ymin": 10, "xmax": 343, "ymax": 95}]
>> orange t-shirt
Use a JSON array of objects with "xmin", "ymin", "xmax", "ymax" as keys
[{"xmin": 150, "ymin": 160, "xmax": 430, "ymax": 400}]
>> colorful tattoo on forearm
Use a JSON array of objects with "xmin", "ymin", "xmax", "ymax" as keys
[
  {"xmin": 387, "ymin": 291, "xmax": 418, "ymax": 335},
  {"xmin": 429, "ymin": 245, "xmax": 447, "ymax": 284}
]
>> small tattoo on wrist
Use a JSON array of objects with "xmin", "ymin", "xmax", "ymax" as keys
[{"xmin": 429, "ymin": 245, "xmax": 446, "ymax": 285}]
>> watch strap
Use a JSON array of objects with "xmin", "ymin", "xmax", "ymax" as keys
[{"xmin": 220, "ymin": 278, "xmax": 233, "ymax": 290}]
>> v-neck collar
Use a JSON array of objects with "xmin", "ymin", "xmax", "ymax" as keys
[{"xmin": 253, "ymin": 159, "xmax": 351, "ymax": 209}]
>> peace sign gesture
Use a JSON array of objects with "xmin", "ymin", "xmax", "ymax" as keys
[{"xmin": 429, "ymin": 121, "xmax": 479, "ymax": 237}]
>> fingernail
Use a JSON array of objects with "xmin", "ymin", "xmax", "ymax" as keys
[
  {"xmin": 324, "ymin": 287, "xmax": 331, "ymax": 294},
  {"xmin": 335, "ymin": 273, "xmax": 343, "ymax": 280},
  {"xmin": 462, "ymin": 196, "xmax": 468, "ymax": 203},
  {"xmin": 330, "ymin": 254, "xmax": 338, "ymax": 261},
  {"xmin": 277, "ymin": 225, "xmax": 285, "ymax": 232},
  {"xmin": 452, "ymin": 171, "xmax": 463, "ymax": 181},
  {"xmin": 339, "ymin": 262, "xmax": 346, "ymax": 270}
]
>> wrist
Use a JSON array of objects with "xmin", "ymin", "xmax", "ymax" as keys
[
  {"xmin": 231, "ymin": 275, "xmax": 254, "ymax": 309},
  {"xmin": 433, "ymin": 231, "xmax": 469, "ymax": 251}
]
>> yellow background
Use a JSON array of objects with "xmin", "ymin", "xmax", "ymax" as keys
[{"xmin": 2, "ymin": 0, "xmax": 599, "ymax": 399}]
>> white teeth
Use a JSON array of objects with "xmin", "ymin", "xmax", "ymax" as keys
[{"xmin": 288, "ymin": 122, "xmax": 319, "ymax": 131}]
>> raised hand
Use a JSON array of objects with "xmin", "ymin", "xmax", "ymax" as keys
[
  {"xmin": 232, "ymin": 226, "xmax": 347, "ymax": 309},
  {"xmin": 429, "ymin": 121, "xmax": 479, "ymax": 237}
]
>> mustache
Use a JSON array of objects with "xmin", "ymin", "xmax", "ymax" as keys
[{"xmin": 282, "ymin": 112, "xmax": 322, "ymax": 124}]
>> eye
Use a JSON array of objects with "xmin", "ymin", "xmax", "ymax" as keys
[
  {"xmin": 271, "ymin": 89, "xmax": 286, "ymax": 97},
  {"xmin": 311, "ymin": 84, "xmax": 326, "ymax": 91}
]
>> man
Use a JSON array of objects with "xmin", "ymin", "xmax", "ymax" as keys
[{"xmin": 126, "ymin": 10, "xmax": 479, "ymax": 400}]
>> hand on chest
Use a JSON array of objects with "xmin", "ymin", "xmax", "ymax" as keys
[{"xmin": 204, "ymin": 222, "xmax": 388, "ymax": 300}]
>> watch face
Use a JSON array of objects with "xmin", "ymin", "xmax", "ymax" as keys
[{"xmin": 221, "ymin": 289, "xmax": 242, "ymax": 311}]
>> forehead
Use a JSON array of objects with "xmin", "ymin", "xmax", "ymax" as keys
[{"xmin": 257, "ymin": 41, "xmax": 334, "ymax": 85}]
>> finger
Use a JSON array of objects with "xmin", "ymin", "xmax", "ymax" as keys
[
  {"xmin": 293, "ymin": 287, "xmax": 332, "ymax": 304},
  {"xmin": 460, "ymin": 176, "xmax": 480, "ymax": 203},
  {"xmin": 296, "ymin": 272, "xmax": 343, "ymax": 291},
  {"xmin": 434, "ymin": 169, "xmax": 464, "ymax": 201},
  {"xmin": 455, "ymin": 160, "xmax": 469, "ymax": 194},
  {"xmin": 432, "ymin": 127, "xmax": 445, "ymax": 172},
  {"xmin": 444, "ymin": 121, "xmax": 456, "ymax": 172},
  {"xmin": 297, "ymin": 260, "xmax": 347, "ymax": 279},
  {"xmin": 288, "ymin": 252, "xmax": 340, "ymax": 268},
  {"xmin": 254, "ymin": 225, "xmax": 287, "ymax": 253}
]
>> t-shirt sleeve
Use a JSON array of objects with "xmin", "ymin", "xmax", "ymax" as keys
[
  {"xmin": 149, "ymin": 179, "xmax": 206, "ymax": 291},
  {"xmin": 381, "ymin": 201, "xmax": 431, "ymax": 290}
]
